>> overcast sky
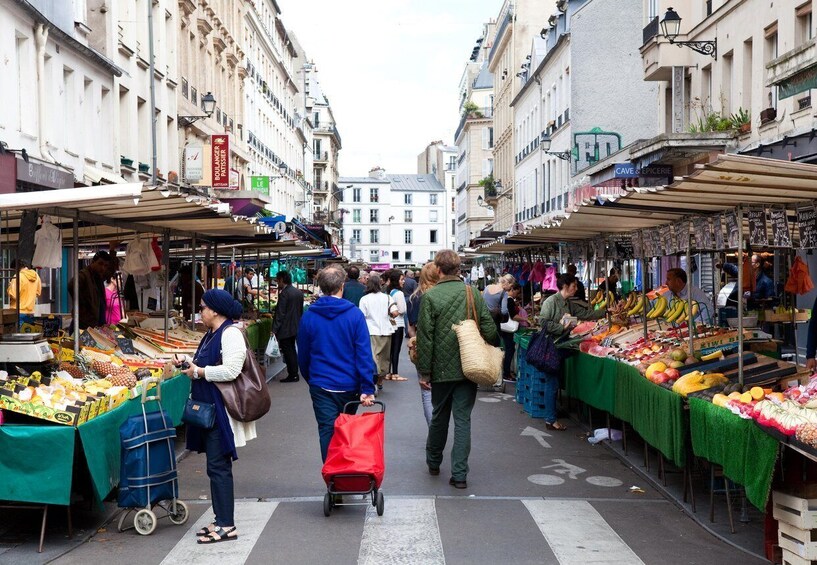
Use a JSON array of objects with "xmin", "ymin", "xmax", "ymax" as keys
[{"xmin": 280, "ymin": 0, "xmax": 503, "ymax": 177}]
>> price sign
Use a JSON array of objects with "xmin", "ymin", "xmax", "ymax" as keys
[
  {"xmin": 714, "ymin": 215, "xmax": 725, "ymax": 250},
  {"xmin": 797, "ymin": 204, "xmax": 817, "ymax": 249},
  {"xmin": 615, "ymin": 238, "xmax": 634, "ymax": 260},
  {"xmin": 674, "ymin": 221, "xmax": 689, "ymax": 254},
  {"xmin": 632, "ymin": 231, "xmax": 644, "ymax": 259},
  {"xmin": 116, "ymin": 335, "xmax": 136, "ymax": 355},
  {"xmin": 770, "ymin": 207, "xmax": 792, "ymax": 248},
  {"xmin": 660, "ymin": 225, "xmax": 673, "ymax": 255},
  {"xmin": 747, "ymin": 207, "xmax": 768, "ymax": 247},
  {"xmin": 651, "ymin": 228, "xmax": 662, "ymax": 257},
  {"xmin": 725, "ymin": 210, "xmax": 740, "ymax": 249},
  {"xmin": 79, "ymin": 330, "xmax": 96, "ymax": 347}
]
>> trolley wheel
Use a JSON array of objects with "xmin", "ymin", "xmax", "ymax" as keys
[
  {"xmin": 134, "ymin": 508, "xmax": 157, "ymax": 535},
  {"xmin": 323, "ymin": 493, "xmax": 332, "ymax": 517},
  {"xmin": 117, "ymin": 510, "xmax": 131, "ymax": 532},
  {"xmin": 376, "ymin": 491, "xmax": 384, "ymax": 516},
  {"xmin": 168, "ymin": 500, "xmax": 189, "ymax": 525}
]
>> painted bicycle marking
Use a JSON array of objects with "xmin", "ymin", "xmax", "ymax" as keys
[{"xmin": 527, "ymin": 458, "xmax": 623, "ymax": 488}]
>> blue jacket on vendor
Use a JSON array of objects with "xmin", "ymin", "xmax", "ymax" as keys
[{"xmin": 296, "ymin": 296, "xmax": 376, "ymax": 395}]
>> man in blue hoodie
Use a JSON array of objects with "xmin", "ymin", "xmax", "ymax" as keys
[{"xmin": 297, "ymin": 264, "xmax": 376, "ymax": 462}]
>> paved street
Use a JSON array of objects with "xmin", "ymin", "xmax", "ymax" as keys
[{"xmin": 15, "ymin": 350, "xmax": 762, "ymax": 565}]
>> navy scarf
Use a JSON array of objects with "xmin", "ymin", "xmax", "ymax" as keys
[{"xmin": 185, "ymin": 319, "xmax": 238, "ymax": 461}]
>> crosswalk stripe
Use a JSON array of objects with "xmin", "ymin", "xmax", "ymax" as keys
[
  {"xmin": 523, "ymin": 499, "xmax": 645, "ymax": 565},
  {"xmin": 357, "ymin": 498, "xmax": 445, "ymax": 565},
  {"xmin": 160, "ymin": 500, "xmax": 279, "ymax": 565}
]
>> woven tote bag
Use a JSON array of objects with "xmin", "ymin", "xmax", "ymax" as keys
[{"xmin": 452, "ymin": 285, "xmax": 503, "ymax": 387}]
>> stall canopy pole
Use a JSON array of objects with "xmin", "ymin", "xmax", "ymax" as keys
[
  {"xmin": 686, "ymin": 229, "xmax": 694, "ymax": 355},
  {"xmin": 162, "ymin": 230, "xmax": 170, "ymax": 341},
  {"xmin": 737, "ymin": 205, "xmax": 744, "ymax": 386},
  {"xmin": 213, "ymin": 241, "xmax": 218, "ymax": 290},
  {"xmin": 790, "ymin": 247, "xmax": 799, "ymax": 365},
  {"xmin": 73, "ymin": 213, "xmax": 80, "ymax": 355},
  {"xmin": 642, "ymin": 255, "xmax": 648, "ymax": 341},
  {"xmin": 190, "ymin": 234, "xmax": 197, "ymax": 329}
]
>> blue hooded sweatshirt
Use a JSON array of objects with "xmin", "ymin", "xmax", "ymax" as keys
[{"xmin": 297, "ymin": 296, "xmax": 376, "ymax": 395}]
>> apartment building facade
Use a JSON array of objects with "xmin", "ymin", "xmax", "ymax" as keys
[
  {"xmin": 417, "ymin": 141, "xmax": 458, "ymax": 251},
  {"xmin": 339, "ymin": 169, "xmax": 447, "ymax": 267},
  {"xmin": 308, "ymin": 66, "xmax": 343, "ymax": 232}
]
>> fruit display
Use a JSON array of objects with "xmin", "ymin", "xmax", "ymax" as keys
[
  {"xmin": 589, "ymin": 289, "xmax": 616, "ymax": 310},
  {"xmin": 671, "ymin": 371, "xmax": 728, "ymax": 397}
]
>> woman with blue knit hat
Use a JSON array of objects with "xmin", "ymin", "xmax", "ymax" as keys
[{"xmin": 174, "ymin": 288, "xmax": 257, "ymax": 544}]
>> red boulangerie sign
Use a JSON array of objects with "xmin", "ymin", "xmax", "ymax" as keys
[{"xmin": 211, "ymin": 134, "xmax": 230, "ymax": 188}]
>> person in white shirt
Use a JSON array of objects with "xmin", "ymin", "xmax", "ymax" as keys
[
  {"xmin": 385, "ymin": 270, "xmax": 408, "ymax": 381},
  {"xmin": 665, "ymin": 268, "xmax": 714, "ymax": 324},
  {"xmin": 359, "ymin": 274, "xmax": 397, "ymax": 391}
]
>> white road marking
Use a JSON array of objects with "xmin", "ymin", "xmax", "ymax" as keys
[
  {"xmin": 523, "ymin": 499, "xmax": 645, "ymax": 564},
  {"xmin": 521, "ymin": 425, "xmax": 552, "ymax": 448},
  {"xmin": 586, "ymin": 476, "xmax": 624, "ymax": 487},
  {"xmin": 478, "ymin": 397, "xmax": 501, "ymax": 403},
  {"xmin": 528, "ymin": 474, "xmax": 565, "ymax": 486},
  {"xmin": 358, "ymin": 498, "xmax": 445, "ymax": 565},
  {"xmin": 160, "ymin": 500, "xmax": 278, "ymax": 565}
]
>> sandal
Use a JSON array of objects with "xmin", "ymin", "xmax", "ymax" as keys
[
  {"xmin": 545, "ymin": 421, "xmax": 568, "ymax": 431},
  {"xmin": 195, "ymin": 523, "xmax": 216, "ymax": 537},
  {"xmin": 197, "ymin": 526, "xmax": 238, "ymax": 544}
]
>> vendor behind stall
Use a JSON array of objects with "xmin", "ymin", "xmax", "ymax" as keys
[
  {"xmin": 179, "ymin": 264, "xmax": 205, "ymax": 320},
  {"xmin": 719, "ymin": 255, "xmax": 776, "ymax": 309},
  {"xmin": 665, "ymin": 267, "xmax": 714, "ymax": 323},
  {"xmin": 68, "ymin": 251, "xmax": 119, "ymax": 329},
  {"xmin": 7, "ymin": 259, "xmax": 42, "ymax": 314}
]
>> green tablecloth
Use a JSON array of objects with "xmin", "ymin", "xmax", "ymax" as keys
[
  {"xmin": 246, "ymin": 318, "xmax": 272, "ymax": 350},
  {"xmin": 77, "ymin": 375, "xmax": 190, "ymax": 504},
  {"xmin": 0, "ymin": 425, "xmax": 76, "ymax": 505},
  {"xmin": 689, "ymin": 396, "xmax": 779, "ymax": 511},
  {"xmin": 563, "ymin": 353, "xmax": 617, "ymax": 414}
]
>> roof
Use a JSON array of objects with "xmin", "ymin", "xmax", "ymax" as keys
[
  {"xmin": 473, "ymin": 62, "xmax": 494, "ymax": 89},
  {"xmin": 386, "ymin": 175, "xmax": 445, "ymax": 192},
  {"xmin": 339, "ymin": 176, "xmax": 389, "ymax": 185}
]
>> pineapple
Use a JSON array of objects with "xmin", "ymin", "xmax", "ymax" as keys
[
  {"xmin": 91, "ymin": 360, "xmax": 137, "ymax": 388},
  {"xmin": 58, "ymin": 362, "xmax": 85, "ymax": 380}
]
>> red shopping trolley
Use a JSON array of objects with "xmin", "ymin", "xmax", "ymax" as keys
[{"xmin": 321, "ymin": 401, "xmax": 385, "ymax": 517}]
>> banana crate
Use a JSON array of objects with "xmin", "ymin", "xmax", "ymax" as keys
[{"xmin": 764, "ymin": 309, "xmax": 811, "ymax": 323}]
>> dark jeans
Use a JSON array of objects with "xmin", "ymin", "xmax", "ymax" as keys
[
  {"xmin": 309, "ymin": 384, "xmax": 358, "ymax": 462},
  {"xmin": 278, "ymin": 336, "xmax": 299, "ymax": 379},
  {"xmin": 204, "ymin": 426, "xmax": 234, "ymax": 527},
  {"xmin": 500, "ymin": 330, "xmax": 516, "ymax": 379},
  {"xmin": 426, "ymin": 379, "xmax": 477, "ymax": 480},
  {"xmin": 389, "ymin": 330, "xmax": 404, "ymax": 375},
  {"xmin": 540, "ymin": 370, "xmax": 559, "ymax": 423}
]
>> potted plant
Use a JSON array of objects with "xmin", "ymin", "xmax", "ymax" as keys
[
  {"xmin": 120, "ymin": 156, "xmax": 134, "ymax": 168},
  {"xmin": 760, "ymin": 107, "xmax": 777, "ymax": 124},
  {"xmin": 462, "ymin": 101, "xmax": 483, "ymax": 119},
  {"xmin": 730, "ymin": 108, "xmax": 751, "ymax": 134},
  {"xmin": 138, "ymin": 162, "xmax": 150, "ymax": 174}
]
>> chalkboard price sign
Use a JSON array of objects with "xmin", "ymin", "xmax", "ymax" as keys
[
  {"xmin": 725, "ymin": 210, "xmax": 740, "ymax": 249},
  {"xmin": 79, "ymin": 330, "xmax": 96, "ymax": 347},
  {"xmin": 770, "ymin": 207, "xmax": 792, "ymax": 248},
  {"xmin": 616, "ymin": 238, "xmax": 634, "ymax": 260},
  {"xmin": 714, "ymin": 215, "xmax": 725, "ymax": 250},
  {"xmin": 797, "ymin": 205, "xmax": 817, "ymax": 249},
  {"xmin": 651, "ymin": 228, "xmax": 662, "ymax": 257},
  {"xmin": 674, "ymin": 221, "xmax": 689, "ymax": 254},
  {"xmin": 660, "ymin": 225, "xmax": 673, "ymax": 255},
  {"xmin": 632, "ymin": 231, "xmax": 643, "ymax": 259},
  {"xmin": 116, "ymin": 335, "xmax": 136, "ymax": 355},
  {"xmin": 747, "ymin": 207, "xmax": 768, "ymax": 247}
]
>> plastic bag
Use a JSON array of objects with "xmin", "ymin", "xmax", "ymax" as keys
[
  {"xmin": 587, "ymin": 428, "xmax": 623, "ymax": 444},
  {"xmin": 265, "ymin": 335, "xmax": 281, "ymax": 358}
]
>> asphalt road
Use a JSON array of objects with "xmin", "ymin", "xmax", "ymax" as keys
[{"xmin": 5, "ymin": 347, "xmax": 766, "ymax": 564}]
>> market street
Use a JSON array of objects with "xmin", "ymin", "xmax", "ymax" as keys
[{"xmin": 21, "ymin": 351, "xmax": 764, "ymax": 565}]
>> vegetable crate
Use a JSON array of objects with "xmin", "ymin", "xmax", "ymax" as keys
[{"xmin": 775, "ymin": 489, "xmax": 817, "ymax": 563}]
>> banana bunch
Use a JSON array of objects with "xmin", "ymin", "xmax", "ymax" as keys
[
  {"xmin": 646, "ymin": 295, "xmax": 669, "ymax": 319},
  {"xmin": 627, "ymin": 295, "xmax": 646, "ymax": 317},
  {"xmin": 590, "ymin": 289, "xmax": 605, "ymax": 306},
  {"xmin": 671, "ymin": 371, "xmax": 728, "ymax": 397},
  {"xmin": 667, "ymin": 300, "xmax": 699, "ymax": 324}
]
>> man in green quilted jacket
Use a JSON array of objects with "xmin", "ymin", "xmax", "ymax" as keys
[{"xmin": 417, "ymin": 250, "xmax": 498, "ymax": 489}]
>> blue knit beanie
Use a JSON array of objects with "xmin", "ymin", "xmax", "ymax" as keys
[{"xmin": 202, "ymin": 289, "xmax": 242, "ymax": 319}]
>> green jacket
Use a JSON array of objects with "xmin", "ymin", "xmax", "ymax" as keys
[
  {"xmin": 417, "ymin": 277, "xmax": 498, "ymax": 382},
  {"xmin": 539, "ymin": 292, "xmax": 606, "ymax": 337}
]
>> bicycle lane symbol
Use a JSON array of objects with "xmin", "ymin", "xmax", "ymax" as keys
[{"xmin": 527, "ymin": 458, "xmax": 623, "ymax": 487}]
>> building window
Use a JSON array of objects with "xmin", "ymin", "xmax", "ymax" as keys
[
  {"xmin": 370, "ymin": 209, "xmax": 379, "ymax": 223},
  {"xmin": 370, "ymin": 229, "xmax": 379, "ymax": 244},
  {"xmin": 181, "ymin": 77, "xmax": 188, "ymax": 99},
  {"xmin": 404, "ymin": 230, "xmax": 412, "ymax": 244},
  {"xmin": 370, "ymin": 188, "xmax": 379, "ymax": 202},
  {"xmin": 191, "ymin": 87, "xmax": 198, "ymax": 105},
  {"xmin": 392, "ymin": 251, "xmax": 399, "ymax": 260},
  {"xmin": 429, "ymin": 251, "xmax": 437, "ymax": 260},
  {"xmin": 353, "ymin": 188, "xmax": 361, "ymax": 202},
  {"xmin": 430, "ymin": 230, "xmax": 438, "ymax": 244},
  {"xmin": 353, "ymin": 209, "xmax": 361, "ymax": 223},
  {"xmin": 370, "ymin": 249, "xmax": 379, "ymax": 262},
  {"xmin": 404, "ymin": 193, "xmax": 412, "ymax": 205},
  {"xmin": 430, "ymin": 210, "xmax": 438, "ymax": 222},
  {"xmin": 352, "ymin": 229, "xmax": 361, "ymax": 242},
  {"xmin": 430, "ymin": 194, "xmax": 438, "ymax": 205},
  {"xmin": 405, "ymin": 251, "xmax": 412, "ymax": 261},
  {"xmin": 405, "ymin": 210, "xmax": 413, "ymax": 223},
  {"xmin": 796, "ymin": 2, "xmax": 813, "ymax": 45}
]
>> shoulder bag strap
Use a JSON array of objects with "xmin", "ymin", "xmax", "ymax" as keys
[{"xmin": 464, "ymin": 284, "xmax": 477, "ymax": 322}]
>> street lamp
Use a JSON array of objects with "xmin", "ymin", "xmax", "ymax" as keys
[
  {"xmin": 476, "ymin": 195, "xmax": 493, "ymax": 210},
  {"xmin": 178, "ymin": 92, "xmax": 216, "ymax": 127},
  {"xmin": 659, "ymin": 7, "xmax": 717, "ymax": 59},
  {"xmin": 540, "ymin": 134, "xmax": 572, "ymax": 161},
  {"xmin": 0, "ymin": 142, "xmax": 29, "ymax": 163}
]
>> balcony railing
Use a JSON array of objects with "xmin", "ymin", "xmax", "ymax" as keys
[
  {"xmin": 314, "ymin": 180, "xmax": 330, "ymax": 193},
  {"xmin": 314, "ymin": 151, "xmax": 328, "ymax": 162},
  {"xmin": 643, "ymin": 16, "xmax": 659, "ymax": 46}
]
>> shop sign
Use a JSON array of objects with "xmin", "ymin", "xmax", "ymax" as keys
[
  {"xmin": 779, "ymin": 64, "xmax": 817, "ymax": 100},
  {"xmin": 613, "ymin": 163, "xmax": 638, "ymax": 178},
  {"xmin": 211, "ymin": 134, "xmax": 230, "ymax": 188},
  {"xmin": 229, "ymin": 167, "xmax": 239, "ymax": 190},
  {"xmin": 251, "ymin": 176, "xmax": 270, "ymax": 195},
  {"xmin": 639, "ymin": 165, "xmax": 673, "ymax": 178},
  {"xmin": 0, "ymin": 153, "xmax": 16, "ymax": 194},
  {"xmin": 184, "ymin": 145, "xmax": 203, "ymax": 182},
  {"xmin": 16, "ymin": 160, "xmax": 73, "ymax": 190}
]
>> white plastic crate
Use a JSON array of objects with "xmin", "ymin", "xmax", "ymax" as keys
[
  {"xmin": 775, "ymin": 490, "xmax": 817, "ymax": 530},
  {"xmin": 780, "ymin": 520, "xmax": 817, "ymax": 560},
  {"xmin": 782, "ymin": 548, "xmax": 817, "ymax": 565}
]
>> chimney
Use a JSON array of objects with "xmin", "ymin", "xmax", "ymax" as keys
[{"xmin": 368, "ymin": 166, "xmax": 386, "ymax": 180}]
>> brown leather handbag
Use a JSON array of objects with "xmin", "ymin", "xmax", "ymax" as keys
[{"xmin": 216, "ymin": 329, "xmax": 271, "ymax": 422}]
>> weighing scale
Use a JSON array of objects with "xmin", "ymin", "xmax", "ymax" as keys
[{"xmin": 0, "ymin": 333, "xmax": 54, "ymax": 375}]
